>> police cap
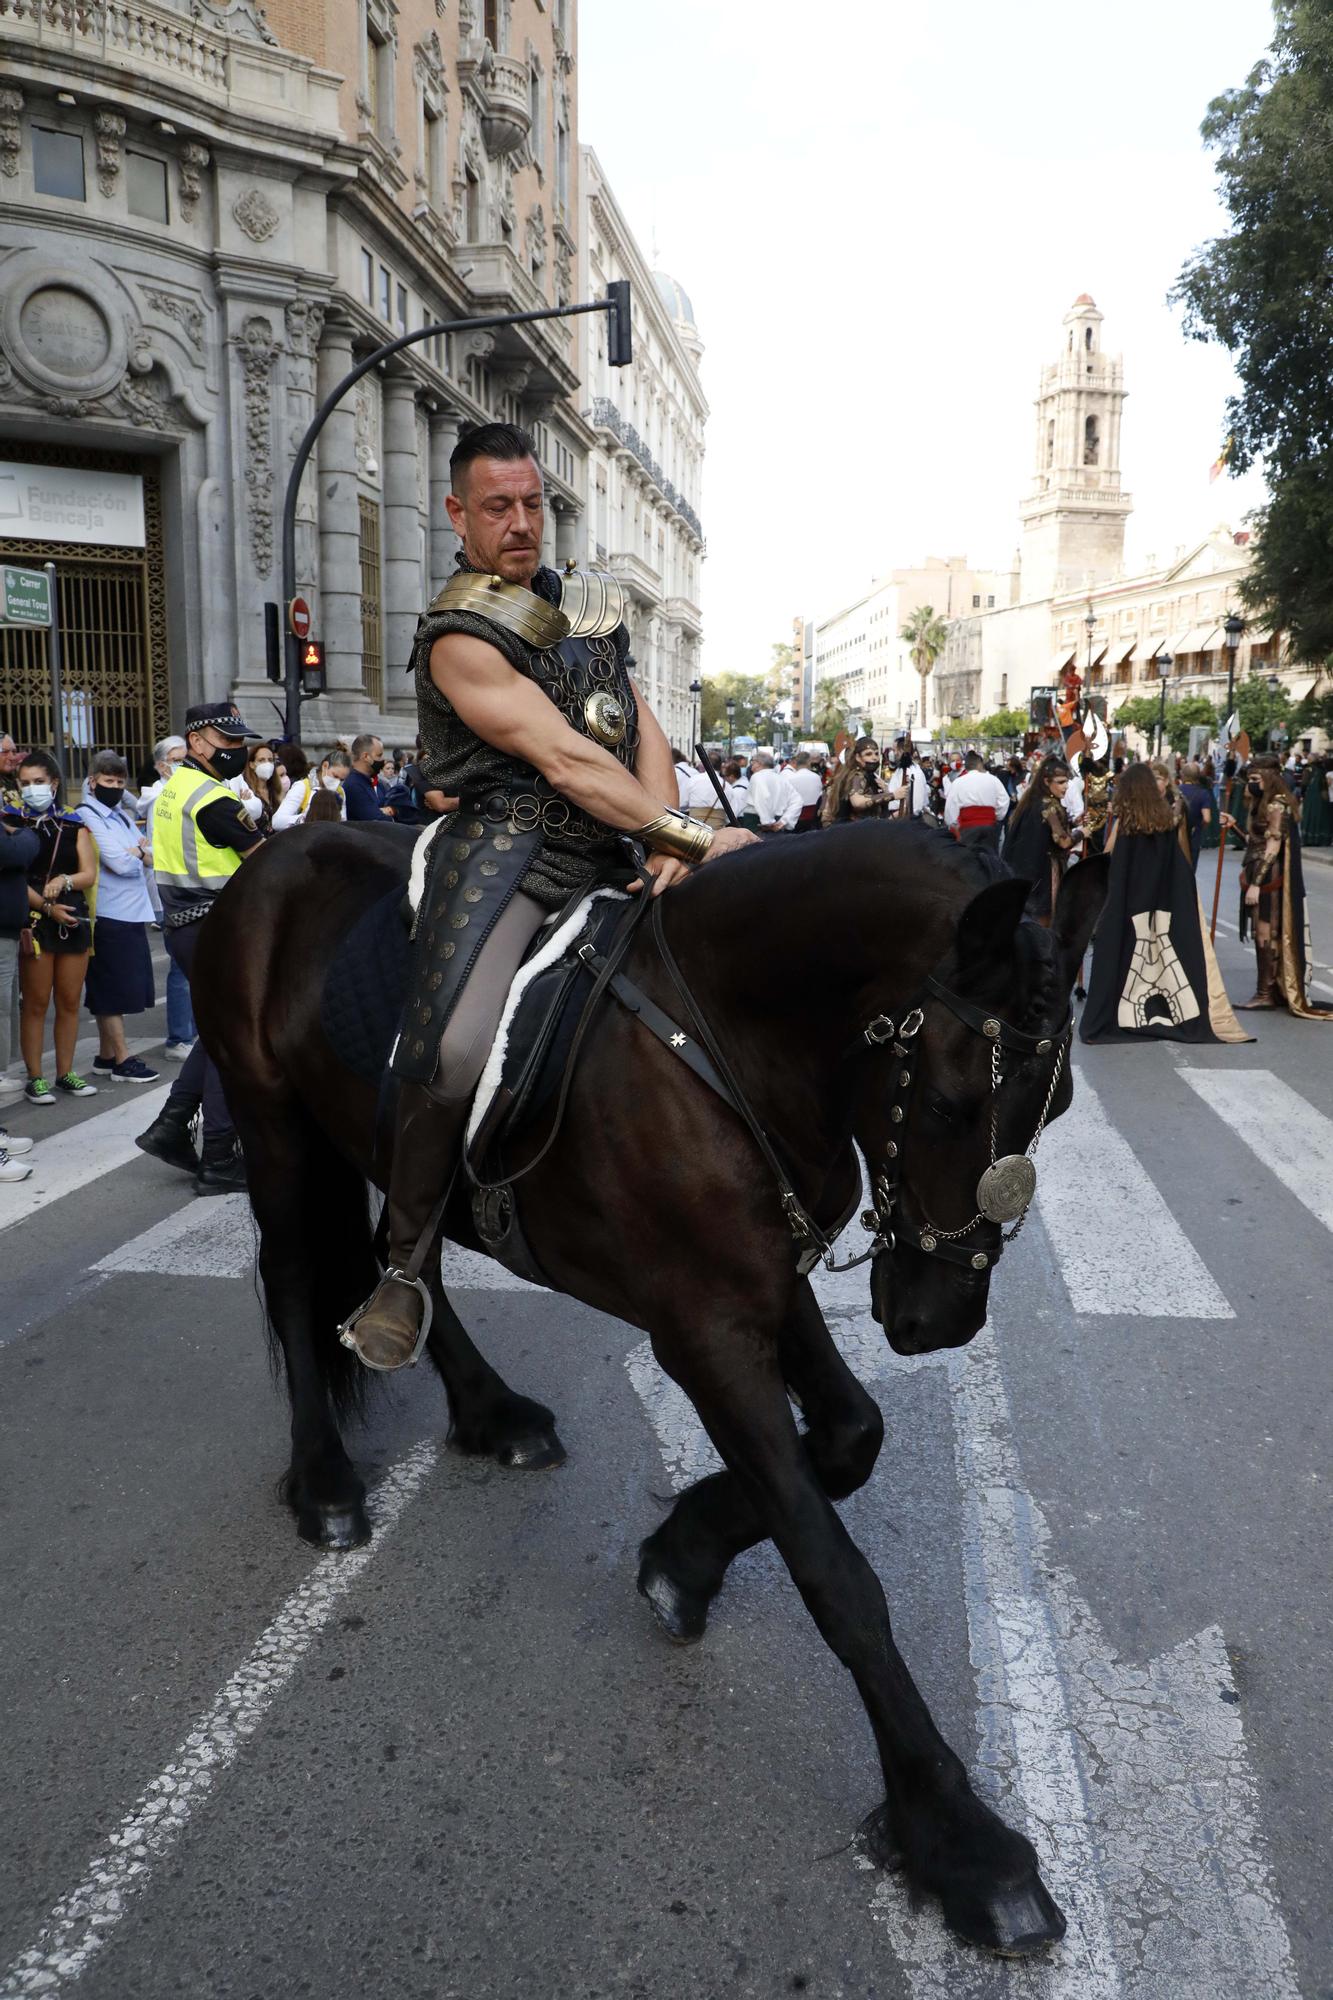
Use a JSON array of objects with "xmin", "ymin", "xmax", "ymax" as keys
[{"xmin": 183, "ymin": 701, "xmax": 260, "ymax": 740}]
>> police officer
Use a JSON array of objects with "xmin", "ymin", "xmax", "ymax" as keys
[{"xmin": 135, "ymin": 702, "xmax": 263, "ymax": 1194}]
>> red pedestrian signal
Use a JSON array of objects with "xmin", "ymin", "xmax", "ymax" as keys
[{"xmin": 300, "ymin": 638, "xmax": 326, "ymax": 692}]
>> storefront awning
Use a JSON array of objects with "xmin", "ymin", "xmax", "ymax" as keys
[
  {"xmin": 1170, "ymin": 628, "xmax": 1202, "ymax": 655},
  {"xmin": 1114, "ymin": 639, "xmax": 1137, "ymax": 664},
  {"xmin": 1050, "ymin": 649, "xmax": 1076, "ymax": 676}
]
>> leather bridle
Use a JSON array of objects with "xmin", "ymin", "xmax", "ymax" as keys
[{"xmin": 848, "ymin": 972, "xmax": 1072, "ymax": 1275}]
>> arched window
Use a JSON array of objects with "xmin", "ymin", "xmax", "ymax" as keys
[
  {"xmin": 1046, "ymin": 418, "xmax": 1055, "ymax": 468},
  {"xmin": 1085, "ymin": 325, "xmax": 1093, "ymax": 351},
  {"xmin": 1083, "ymin": 414, "xmax": 1100, "ymax": 466},
  {"xmin": 1068, "ymin": 330, "xmax": 1073, "ymax": 351}
]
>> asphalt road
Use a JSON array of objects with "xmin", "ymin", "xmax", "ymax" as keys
[{"xmin": 2, "ymin": 849, "xmax": 1331, "ymax": 2000}]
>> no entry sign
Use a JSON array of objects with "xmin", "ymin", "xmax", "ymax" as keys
[{"xmin": 288, "ymin": 595, "xmax": 312, "ymax": 641}]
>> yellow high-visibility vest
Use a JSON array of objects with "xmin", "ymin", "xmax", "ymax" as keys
[{"xmin": 151, "ymin": 765, "xmax": 244, "ymax": 890}]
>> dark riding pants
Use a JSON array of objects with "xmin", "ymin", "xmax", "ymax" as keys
[{"xmin": 388, "ymin": 889, "xmax": 546, "ymax": 1266}]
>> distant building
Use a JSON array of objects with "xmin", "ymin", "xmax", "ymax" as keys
[
  {"xmin": 579, "ymin": 146, "xmax": 706, "ymax": 750},
  {"xmin": 0, "ymin": 0, "xmax": 589, "ymax": 768}
]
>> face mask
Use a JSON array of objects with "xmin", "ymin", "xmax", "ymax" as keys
[
  {"xmin": 253, "ymin": 761, "xmax": 275, "ymax": 781},
  {"xmin": 370, "ymin": 758, "xmax": 385, "ymax": 776},
  {"xmin": 92, "ymin": 784, "xmax": 125, "ymax": 810},
  {"xmin": 21, "ymin": 783, "xmax": 54, "ymax": 812},
  {"xmin": 323, "ymin": 773, "xmax": 343, "ymax": 791},
  {"xmin": 209, "ymin": 743, "xmax": 248, "ymax": 779},
  {"xmin": 1246, "ymin": 781, "xmax": 1262, "ymax": 797}
]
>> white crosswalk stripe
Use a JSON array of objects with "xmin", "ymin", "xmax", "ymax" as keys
[
  {"xmin": 1180, "ymin": 1066, "xmax": 1333, "ymax": 1234},
  {"xmin": 0, "ymin": 1084, "xmax": 170, "ymax": 1235},
  {"xmin": 1035, "ymin": 1071, "xmax": 1234, "ymax": 1317}
]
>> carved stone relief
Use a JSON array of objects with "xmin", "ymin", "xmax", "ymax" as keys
[
  {"xmin": 143, "ymin": 287, "xmax": 205, "ymax": 352},
  {"xmin": 553, "ymin": 232, "xmax": 572, "ymax": 307},
  {"xmin": 0, "ymin": 88, "xmax": 22, "ymax": 180},
  {"xmin": 283, "ymin": 299, "xmax": 326, "ymax": 396},
  {"xmin": 94, "ymin": 111, "xmax": 126, "ymax": 198},
  {"xmin": 232, "ymin": 186, "xmax": 280, "ymax": 242},
  {"xmin": 179, "ymin": 143, "xmax": 209, "ymax": 221},
  {"xmin": 416, "ymin": 405, "xmax": 430, "ymax": 517},
  {"xmin": 525, "ymin": 202, "xmax": 547, "ymax": 280},
  {"xmin": 237, "ymin": 314, "xmax": 279, "ymax": 574},
  {"xmin": 354, "ymin": 373, "xmax": 382, "ymax": 485}
]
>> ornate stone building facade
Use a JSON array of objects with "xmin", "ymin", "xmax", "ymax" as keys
[
  {"xmin": 579, "ymin": 147, "xmax": 705, "ymax": 751},
  {"xmin": 0, "ymin": 0, "xmax": 589, "ymax": 766}
]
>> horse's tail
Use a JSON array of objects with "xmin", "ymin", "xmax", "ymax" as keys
[{"xmin": 256, "ymin": 1134, "xmax": 381, "ymax": 1424}]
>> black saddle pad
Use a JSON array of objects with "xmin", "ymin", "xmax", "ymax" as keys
[
  {"xmin": 319, "ymin": 888, "xmax": 414, "ymax": 1083},
  {"xmin": 469, "ymin": 895, "xmax": 629, "ymax": 1169}
]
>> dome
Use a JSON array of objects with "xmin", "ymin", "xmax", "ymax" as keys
[
  {"xmin": 1073, "ymin": 292, "xmax": 1096, "ymax": 307},
  {"xmin": 653, "ymin": 270, "xmax": 697, "ymax": 332}
]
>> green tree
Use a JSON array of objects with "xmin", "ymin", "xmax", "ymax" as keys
[
  {"xmin": 1163, "ymin": 695, "xmax": 1220, "ymax": 753},
  {"xmin": 1232, "ymin": 668, "xmax": 1293, "ymax": 745},
  {"xmin": 1112, "ymin": 694, "xmax": 1170, "ymax": 742},
  {"xmin": 811, "ymin": 680, "xmax": 851, "ymax": 748},
  {"xmin": 976, "ymin": 707, "xmax": 1030, "ymax": 742},
  {"xmin": 899, "ymin": 605, "xmax": 950, "ymax": 730},
  {"xmin": 1172, "ymin": 5, "xmax": 1333, "ymax": 661},
  {"xmin": 767, "ymin": 639, "xmax": 800, "ymax": 718},
  {"xmin": 699, "ymin": 673, "xmax": 772, "ymax": 746}
]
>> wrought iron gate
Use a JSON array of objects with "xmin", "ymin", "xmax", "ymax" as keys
[{"xmin": 0, "ymin": 453, "xmax": 169, "ymax": 787}]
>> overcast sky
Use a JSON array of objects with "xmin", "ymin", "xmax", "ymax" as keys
[{"xmin": 579, "ymin": 0, "xmax": 1276, "ymax": 677}]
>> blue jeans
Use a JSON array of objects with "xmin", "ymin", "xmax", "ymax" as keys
[{"xmin": 166, "ymin": 956, "xmax": 195, "ymax": 1045}]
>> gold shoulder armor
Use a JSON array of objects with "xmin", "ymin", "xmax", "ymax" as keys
[
  {"xmin": 428, "ymin": 572, "xmax": 569, "ymax": 649},
  {"xmin": 558, "ymin": 564, "xmax": 627, "ymax": 638}
]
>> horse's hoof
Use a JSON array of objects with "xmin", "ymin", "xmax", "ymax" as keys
[
  {"xmin": 637, "ymin": 1556, "xmax": 709, "ymax": 1644},
  {"xmin": 493, "ymin": 1428, "xmax": 566, "ymax": 1471},
  {"xmin": 857, "ymin": 1803, "xmax": 904, "ymax": 1872},
  {"xmin": 941, "ymin": 1874, "xmax": 1067, "ymax": 1958},
  {"xmin": 296, "ymin": 1498, "xmax": 371, "ymax": 1550}
]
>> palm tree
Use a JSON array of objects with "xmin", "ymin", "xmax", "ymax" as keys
[{"xmin": 899, "ymin": 605, "xmax": 951, "ymax": 735}]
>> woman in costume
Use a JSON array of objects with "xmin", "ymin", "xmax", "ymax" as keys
[
  {"xmin": 1299, "ymin": 754, "xmax": 1332, "ymax": 849},
  {"xmin": 1080, "ymin": 763, "xmax": 1247, "ymax": 1045},
  {"xmin": 821, "ymin": 738, "xmax": 889, "ymax": 826},
  {"xmin": 1229, "ymin": 756, "xmax": 1333, "ymax": 1016},
  {"xmin": 1001, "ymin": 754, "xmax": 1076, "ymax": 922}
]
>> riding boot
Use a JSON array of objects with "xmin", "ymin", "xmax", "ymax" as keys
[
  {"xmin": 193, "ymin": 1128, "xmax": 248, "ymax": 1195},
  {"xmin": 1238, "ymin": 941, "xmax": 1279, "ymax": 1009},
  {"xmin": 136, "ymin": 1096, "xmax": 200, "ymax": 1174},
  {"xmin": 339, "ymin": 1087, "xmax": 470, "ymax": 1372}
]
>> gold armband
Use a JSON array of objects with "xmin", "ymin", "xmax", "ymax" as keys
[{"xmin": 637, "ymin": 808, "xmax": 715, "ymax": 864}]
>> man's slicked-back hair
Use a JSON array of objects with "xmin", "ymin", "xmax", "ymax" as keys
[{"xmin": 450, "ymin": 421, "xmax": 540, "ymax": 495}]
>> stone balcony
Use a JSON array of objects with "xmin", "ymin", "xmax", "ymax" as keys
[
  {"xmin": 606, "ymin": 549, "xmax": 661, "ymax": 606},
  {"xmin": 663, "ymin": 594, "xmax": 702, "ymax": 636},
  {"xmin": 455, "ymin": 45, "xmax": 531, "ymax": 157}
]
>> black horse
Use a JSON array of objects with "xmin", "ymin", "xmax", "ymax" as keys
[{"xmin": 192, "ymin": 818, "xmax": 1107, "ymax": 1959}]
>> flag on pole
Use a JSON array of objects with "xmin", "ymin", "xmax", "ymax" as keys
[{"xmin": 1208, "ymin": 435, "xmax": 1234, "ymax": 484}]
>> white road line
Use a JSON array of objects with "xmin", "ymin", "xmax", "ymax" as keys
[
  {"xmin": 94, "ymin": 1193, "xmax": 254, "ymax": 1277},
  {"xmin": 1180, "ymin": 1067, "xmax": 1333, "ymax": 1233},
  {"xmin": 0, "ymin": 1086, "xmax": 169, "ymax": 1235},
  {"xmin": 0, "ymin": 1443, "xmax": 436, "ymax": 1999},
  {"xmin": 1035, "ymin": 1073, "xmax": 1233, "ymax": 1317}
]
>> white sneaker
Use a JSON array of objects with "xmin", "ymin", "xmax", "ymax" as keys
[
  {"xmin": 0, "ymin": 1149, "xmax": 32, "ymax": 1183},
  {"xmin": 0, "ymin": 1076, "xmax": 24, "ymax": 1104},
  {"xmin": 0, "ymin": 1129, "xmax": 34, "ymax": 1155},
  {"xmin": 162, "ymin": 1040, "xmax": 195, "ymax": 1062}
]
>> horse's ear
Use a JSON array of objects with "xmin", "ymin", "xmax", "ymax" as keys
[
  {"xmin": 1051, "ymin": 855, "xmax": 1110, "ymax": 992},
  {"xmin": 955, "ymin": 877, "xmax": 1032, "ymax": 974}
]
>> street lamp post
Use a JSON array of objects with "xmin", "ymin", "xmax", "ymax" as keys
[
  {"xmin": 1155, "ymin": 651, "xmax": 1173, "ymax": 755},
  {"xmin": 1085, "ymin": 603, "xmax": 1096, "ymax": 685},
  {"xmin": 1265, "ymin": 673, "xmax": 1282, "ymax": 749},
  {"xmin": 1223, "ymin": 611, "xmax": 1244, "ymax": 726},
  {"xmin": 725, "ymin": 696, "xmax": 735, "ymax": 758},
  {"xmin": 688, "ymin": 678, "xmax": 703, "ymax": 751}
]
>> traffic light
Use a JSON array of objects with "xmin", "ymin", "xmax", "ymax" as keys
[
  {"xmin": 264, "ymin": 601, "xmax": 281, "ymax": 682},
  {"xmin": 300, "ymin": 639, "xmax": 326, "ymax": 693},
  {"xmin": 606, "ymin": 280, "xmax": 632, "ymax": 368}
]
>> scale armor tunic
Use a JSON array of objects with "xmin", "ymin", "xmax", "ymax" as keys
[{"xmin": 409, "ymin": 562, "xmax": 639, "ymax": 912}]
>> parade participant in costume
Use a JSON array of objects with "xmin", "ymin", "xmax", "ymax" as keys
[
  {"xmin": 339, "ymin": 423, "xmax": 755, "ymax": 1370},
  {"xmin": 1000, "ymin": 754, "xmax": 1076, "ymax": 923},
  {"xmin": 135, "ymin": 703, "xmax": 264, "ymax": 1191},
  {"xmin": 1080, "ymin": 764, "xmax": 1248, "ymax": 1045},
  {"xmin": 942, "ymin": 750, "xmax": 1010, "ymax": 851},
  {"xmin": 1300, "ymin": 754, "xmax": 1333, "ymax": 848},
  {"xmin": 1232, "ymin": 755, "xmax": 1333, "ymax": 1016},
  {"xmin": 885, "ymin": 741, "xmax": 928, "ymax": 820},
  {"xmin": 821, "ymin": 738, "xmax": 889, "ymax": 825}
]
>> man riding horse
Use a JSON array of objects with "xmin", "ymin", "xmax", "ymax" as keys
[{"xmin": 341, "ymin": 422, "xmax": 755, "ymax": 1370}]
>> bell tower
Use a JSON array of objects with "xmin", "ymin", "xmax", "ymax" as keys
[{"xmin": 1018, "ymin": 295, "xmax": 1132, "ymax": 601}]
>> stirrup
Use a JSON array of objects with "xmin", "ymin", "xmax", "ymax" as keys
[{"xmin": 337, "ymin": 1268, "xmax": 434, "ymax": 1371}]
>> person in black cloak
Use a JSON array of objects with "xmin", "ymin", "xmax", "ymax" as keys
[
  {"xmin": 1000, "ymin": 753, "xmax": 1076, "ymax": 922},
  {"xmin": 1080, "ymin": 763, "xmax": 1249, "ymax": 1045},
  {"xmin": 1230, "ymin": 755, "xmax": 1333, "ymax": 1018}
]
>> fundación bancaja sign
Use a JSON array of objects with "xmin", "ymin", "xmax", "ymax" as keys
[{"xmin": 0, "ymin": 460, "xmax": 146, "ymax": 549}]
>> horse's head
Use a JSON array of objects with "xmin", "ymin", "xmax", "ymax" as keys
[{"xmin": 857, "ymin": 860, "xmax": 1108, "ymax": 1356}]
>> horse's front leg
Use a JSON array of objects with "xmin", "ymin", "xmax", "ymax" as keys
[
  {"xmin": 655, "ymin": 1314, "xmax": 1065, "ymax": 1959},
  {"xmin": 638, "ymin": 1279, "xmax": 884, "ymax": 1641},
  {"xmin": 424, "ymin": 1263, "xmax": 566, "ymax": 1471}
]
